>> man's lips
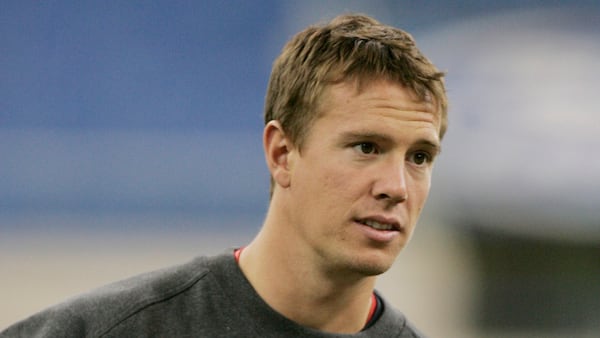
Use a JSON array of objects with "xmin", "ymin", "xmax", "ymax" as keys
[{"xmin": 354, "ymin": 216, "xmax": 402, "ymax": 232}]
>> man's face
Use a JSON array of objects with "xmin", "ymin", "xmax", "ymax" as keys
[{"xmin": 284, "ymin": 79, "xmax": 441, "ymax": 277}]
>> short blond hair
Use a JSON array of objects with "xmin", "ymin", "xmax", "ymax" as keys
[{"xmin": 264, "ymin": 13, "xmax": 447, "ymax": 148}]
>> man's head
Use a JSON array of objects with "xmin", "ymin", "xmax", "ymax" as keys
[
  {"xmin": 260, "ymin": 14, "xmax": 447, "ymax": 278},
  {"xmin": 264, "ymin": 14, "xmax": 447, "ymax": 149}
]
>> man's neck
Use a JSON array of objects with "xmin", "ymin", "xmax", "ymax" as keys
[{"xmin": 238, "ymin": 220, "xmax": 377, "ymax": 334}]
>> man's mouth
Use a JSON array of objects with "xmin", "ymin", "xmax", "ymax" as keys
[{"xmin": 356, "ymin": 218, "xmax": 400, "ymax": 231}]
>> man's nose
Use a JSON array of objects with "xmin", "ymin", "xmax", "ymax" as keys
[{"xmin": 371, "ymin": 159, "xmax": 408, "ymax": 204}]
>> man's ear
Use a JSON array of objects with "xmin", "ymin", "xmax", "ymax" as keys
[{"xmin": 263, "ymin": 120, "xmax": 294, "ymax": 189}]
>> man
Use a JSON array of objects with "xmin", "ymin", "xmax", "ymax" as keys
[{"xmin": 1, "ymin": 13, "xmax": 446, "ymax": 337}]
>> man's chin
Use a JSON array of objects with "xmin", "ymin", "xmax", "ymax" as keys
[
  {"xmin": 343, "ymin": 254, "xmax": 396, "ymax": 277},
  {"xmin": 324, "ymin": 248, "xmax": 399, "ymax": 278},
  {"xmin": 353, "ymin": 262, "xmax": 393, "ymax": 277}
]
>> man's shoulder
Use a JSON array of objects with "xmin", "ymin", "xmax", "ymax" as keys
[
  {"xmin": 0, "ymin": 251, "xmax": 231, "ymax": 338},
  {"xmin": 375, "ymin": 293, "xmax": 427, "ymax": 338}
]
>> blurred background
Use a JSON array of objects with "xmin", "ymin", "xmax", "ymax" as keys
[{"xmin": 1, "ymin": 1, "xmax": 599, "ymax": 336}]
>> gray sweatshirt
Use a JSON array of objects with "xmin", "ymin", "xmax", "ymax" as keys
[{"xmin": 1, "ymin": 250, "xmax": 424, "ymax": 337}]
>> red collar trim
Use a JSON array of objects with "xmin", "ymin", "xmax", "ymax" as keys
[{"xmin": 234, "ymin": 247, "xmax": 243, "ymax": 263}]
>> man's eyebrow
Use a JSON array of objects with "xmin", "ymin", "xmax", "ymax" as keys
[
  {"xmin": 415, "ymin": 139, "xmax": 442, "ymax": 155},
  {"xmin": 338, "ymin": 131, "xmax": 394, "ymax": 144}
]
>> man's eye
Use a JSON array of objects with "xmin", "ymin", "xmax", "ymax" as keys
[
  {"xmin": 353, "ymin": 142, "xmax": 378, "ymax": 155},
  {"xmin": 411, "ymin": 152, "xmax": 431, "ymax": 165}
]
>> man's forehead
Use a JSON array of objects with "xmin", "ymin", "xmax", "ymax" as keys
[
  {"xmin": 322, "ymin": 77, "xmax": 435, "ymax": 107},
  {"xmin": 318, "ymin": 78, "xmax": 441, "ymax": 128}
]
